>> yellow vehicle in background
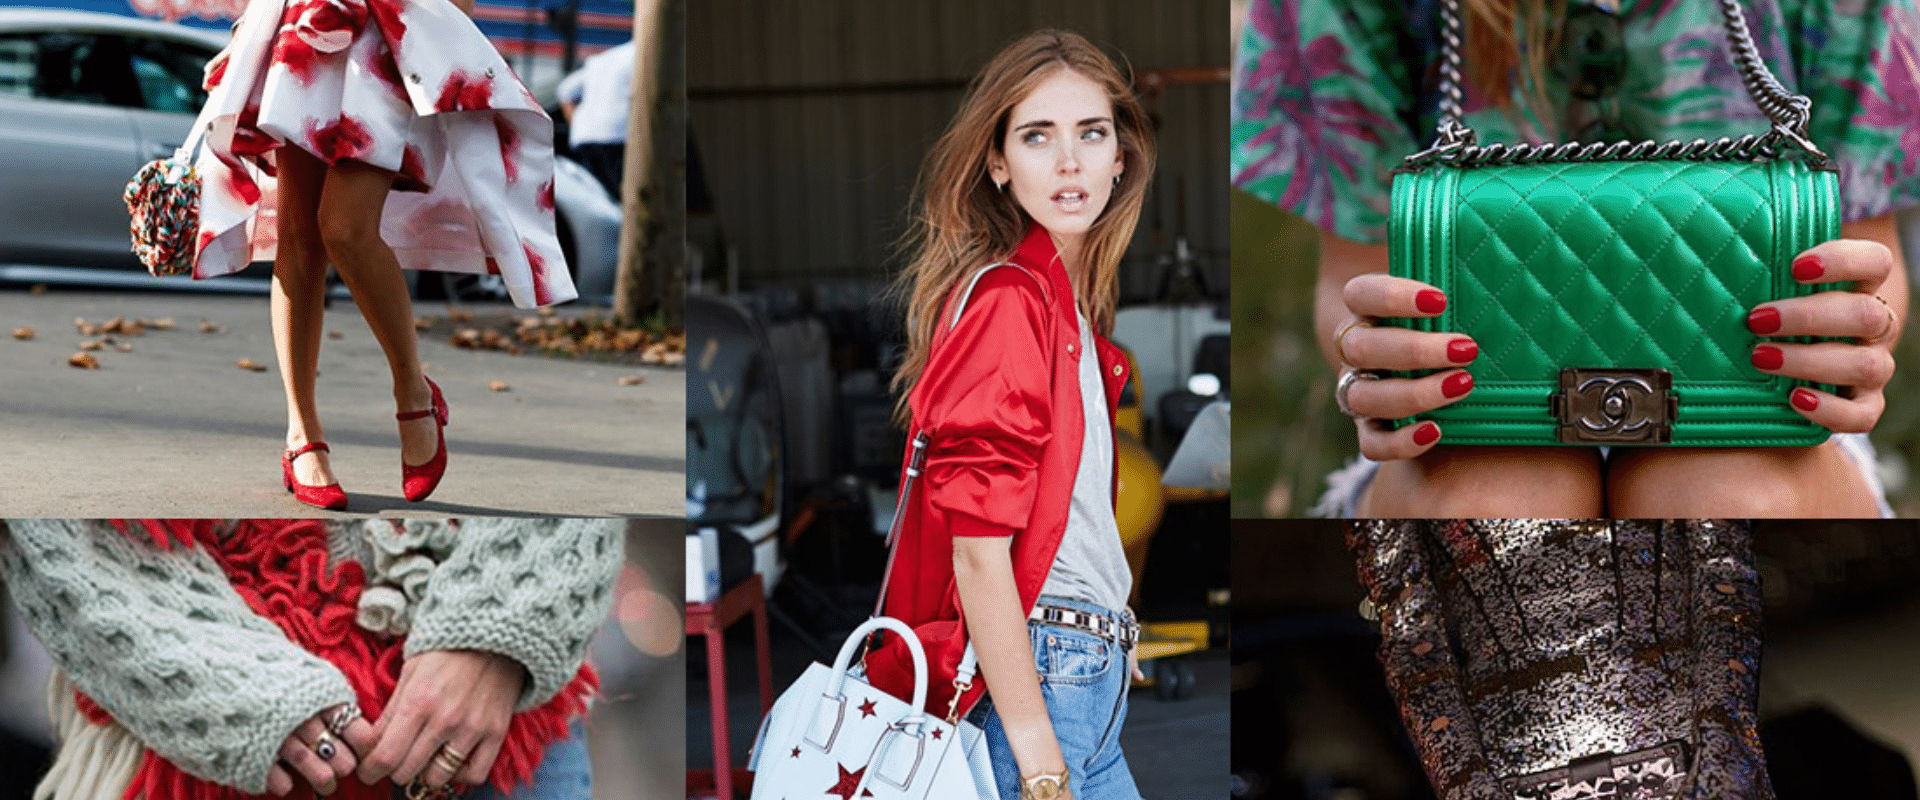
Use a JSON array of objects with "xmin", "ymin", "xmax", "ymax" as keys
[{"xmin": 1113, "ymin": 346, "xmax": 1227, "ymax": 700}]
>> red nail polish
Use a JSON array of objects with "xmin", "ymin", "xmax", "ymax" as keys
[
  {"xmin": 1792, "ymin": 254, "xmax": 1824, "ymax": 282},
  {"xmin": 1442, "ymin": 371, "xmax": 1474, "ymax": 398},
  {"xmin": 1748, "ymin": 306, "xmax": 1781, "ymax": 335},
  {"xmin": 1447, "ymin": 338, "xmax": 1478, "ymax": 363},
  {"xmin": 1751, "ymin": 345, "xmax": 1784, "ymax": 370},
  {"xmin": 1415, "ymin": 290, "xmax": 1448, "ymax": 314},
  {"xmin": 1791, "ymin": 388, "xmax": 1819, "ymax": 411},
  {"xmin": 1413, "ymin": 422, "xmax": 1441, "ymax": 446}
]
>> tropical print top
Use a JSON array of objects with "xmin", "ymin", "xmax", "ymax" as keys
[{"xmin": 1231, "ymin": 0, "xmax": 1920, "ymax": 243}]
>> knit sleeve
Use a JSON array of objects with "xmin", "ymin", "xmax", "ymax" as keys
[
  {"xmin": 0, "ymin": 519, "xmax": 355, "ymax": 794},
  {"xmin": 404, "ymin": 518, "xmax": 622, "ymax": 711}
]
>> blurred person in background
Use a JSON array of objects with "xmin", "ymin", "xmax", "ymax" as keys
[{"xmin": 557, "ymin": 38, "xmax": 634, "ymax": 200}]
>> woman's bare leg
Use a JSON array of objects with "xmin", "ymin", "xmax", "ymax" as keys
[
  {"xmin": 272, "ymin": 147, "xmax": 337, "ymax": 486},
  {"xmin": 1358, "ymin": 446, "xmax": 1605, "ymax": 518},
  {"xmin": 315, "ymin": 159, "xmax": 438, "ymax": 467},
  {"xmin": 1608, "ymin": 443, "xmax": 1880, "ymax": 517}
]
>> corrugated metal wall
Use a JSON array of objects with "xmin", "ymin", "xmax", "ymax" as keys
[{"xmin": 689, "ymin": 0, "xmax": 1229, "ymax": 299}]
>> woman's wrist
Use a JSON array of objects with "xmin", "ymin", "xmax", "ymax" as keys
[{"xmin": 1003, "ymin": 721, "xmax": 1067, "ymax": 775}]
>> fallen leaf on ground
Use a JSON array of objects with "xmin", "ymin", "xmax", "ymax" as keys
[
  {"xmin": 199, "ymin": 319, "xmax": 223, "ymax": 333},
  {"xmin": 451, "ymin": 328, "xmax": 482, "ymax": 349},
  {"xmin": 11, "ymin": 327, "xmax": 32, "ymax": 340},
  {"xmin": 115, "ymin": 342, "xmax": 133, "ymax": 353},
  {"xmin": 29, "ymin": 283, "xmax": 47, "ymax": 295},
  {"xmin": 449, "ymin": 308, "xmax": 474, "ymax": 322},
  {"xmin": 488, "ymin": 380, "xmax": 510, "ymax": 392},
  {"xmin": 146, "ymin": 317, "xmax": 177, "ymax": 330},
  {"xmin": 75, "ymin": 317, "xmax": 97, "ymax": 335},
  {"xmin": 641, "ymin": 342, "xmax": 686, "ymax": 365},
  {"xmin": 236, "ymin": 358, "xmax": 268, "ymax": 372},
  {"xmin": 327, "ymin": 330, "xmax": 343, "ymax": 339},
  {"xmin": 78, "ymin": 339, "xmax": 103, "ymax": 351},
  {"xmin": 618, "ymin": 375, "xmax": 645, "ymax": 386},
  {"xmin": 414, "ymin": 316, "xmax": 434, "ymax": 330},
  {"xmin": 99, "ymin": 316, "xmax": 143, "ymax": 336},
  {"xmin": 68, "ymin": 352, "xmax": 98, "ymax": 369},
  {"xmin": 536, "ymin": 306, "xmax": 556, "ymax": 317}
]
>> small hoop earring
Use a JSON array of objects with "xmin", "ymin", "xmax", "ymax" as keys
[
  {"xmin": 1113, "ymin": 175, "xmax": 1122, "ymax": 187},
  {"xmin": 997, "ymin": 181, "xmax": 1009, "ymax": 194}
]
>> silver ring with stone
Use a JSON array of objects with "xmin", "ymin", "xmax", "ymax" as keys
[
  {"xmin": 312, "ymin": 731, "xmax": 338, "ymax": 761},
  {"xmin": 1336, "ymin": 369, "xmax": 1380, "ymax": 421}
]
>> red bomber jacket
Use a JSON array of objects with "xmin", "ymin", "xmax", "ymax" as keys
[{"xmin": 868, "ymin": 222, "xmax": 1129, "ymax": 720}]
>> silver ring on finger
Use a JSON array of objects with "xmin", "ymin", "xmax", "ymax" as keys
[
  {"xmin": 324, "ymin": 703, "xmax": 361, "ymax": 737},
  {"xmin": 1334, "ymin": 317, "xmax": 1373, "ymax": 367},
  {"xmin": 1336, "ymin": 369, "xmax": 1381, "ymax": 421},
  {"xmin": 311, "ymin": 731, "xmax": 337, "ymax": 762}
]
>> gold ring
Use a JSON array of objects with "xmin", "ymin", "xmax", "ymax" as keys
[
  {"xmin": 433, "ymin": 745, "xmax": 468, "ymax": 774},
  {"xmin": 1334, "ymin": 317, "xmax": 1372, "ymax": 366},
  {"xmin": 1870, "ymin": 294, "xmax": 1898, "ymax": 342},
  {"xmin": 406, "ymin": 780, "xmax": 456, "ymax": 800}
]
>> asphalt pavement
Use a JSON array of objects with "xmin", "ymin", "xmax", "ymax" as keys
[{"xmin": 0, "ymin": 288, "xmax": 683, "ymax": 517}]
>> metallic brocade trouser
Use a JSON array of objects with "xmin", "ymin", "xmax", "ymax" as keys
[{"xmin": 1346, "ymin": 520, "xmax": 1771, "ymax": 800}]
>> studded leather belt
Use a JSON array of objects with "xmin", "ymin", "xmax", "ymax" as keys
[{"xmin": 1028, "ymin": 603, "xmax": 1139, "ymax": 651}]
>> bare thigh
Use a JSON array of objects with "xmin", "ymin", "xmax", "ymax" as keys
[
  {"xmin": 1607, "ymin": 443, "xmax": 1879, "ymax": 517},
  {"xmin": 275, "ymin": 147, "xmax": 328, "ymax": 258},
  {"xmin": 1359, "ymin": 446, "xmax": 1605, "ymax": 518},
  {"xmin": 317, "ymin": 158, "xmax": 397, "ymax": 255}
]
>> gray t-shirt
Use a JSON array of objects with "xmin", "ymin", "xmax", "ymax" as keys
[{"xmin": 1037, "ymin": 311, "xmax": 1134, "ymax": 613}]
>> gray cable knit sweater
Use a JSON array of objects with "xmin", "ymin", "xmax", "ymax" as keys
[{"xmin": 0, "ymin": 518, "xmax": 623, "ymax": 794}]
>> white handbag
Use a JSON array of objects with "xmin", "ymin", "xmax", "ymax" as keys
[
  {"xmin": 748, "ymin": 432, "xmax": 997, "ymax": 799},
  {"xmin": 747, "ymin": 618, "xmax": 994, "ymax": 799}
]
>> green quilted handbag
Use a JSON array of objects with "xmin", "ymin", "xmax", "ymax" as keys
[{"xmin": 1387, "ymin": 0, "xmax": 1838, "ymax": 447}]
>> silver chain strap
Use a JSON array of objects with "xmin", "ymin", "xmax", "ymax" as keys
[{"xmin": 1403, "ymin": 0, "xmax": 1828, "ymax": 168}]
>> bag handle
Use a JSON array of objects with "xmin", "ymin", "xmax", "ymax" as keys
[
  {"xmin": 827, "ymin": 617, "xmax": 930, "ymax": 731},
  {"xmin": 1404, "ymin": 0, "xmax": 1827, "ymax": 169}
]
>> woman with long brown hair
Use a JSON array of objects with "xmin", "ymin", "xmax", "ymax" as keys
[{"xmin": 863, "ymin": 29, "xmax": 1155, "ymax": 800}]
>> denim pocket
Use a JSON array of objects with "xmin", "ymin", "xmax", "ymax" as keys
[{"xmin": 1031, "ymin": 625, "xmax": 1112, "ymax": 686}]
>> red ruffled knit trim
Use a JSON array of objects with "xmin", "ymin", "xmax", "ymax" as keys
[{"xmin": 85, "ymin": 519, "xmax": 595, "ymax": 800}]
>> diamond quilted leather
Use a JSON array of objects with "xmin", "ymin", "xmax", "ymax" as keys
[{"xmin": 1389, "ymin": 159, "xmax": 1839, "ymax": 446}]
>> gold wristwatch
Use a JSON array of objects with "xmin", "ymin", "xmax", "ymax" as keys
[{"xmin": 1019, "ymin": 771, "xmax": 1070, "ymax": 800}]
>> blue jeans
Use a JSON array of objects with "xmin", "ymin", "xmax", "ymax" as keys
[
  {"xmin": 445, "ymin": 721, "xmax": 592, "ymax": 800},
  {"xmin": 967, "ymin": 596, "xmax": 1141, "ymax": 800}
]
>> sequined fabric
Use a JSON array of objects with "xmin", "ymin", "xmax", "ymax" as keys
[{"xmin": 1347, "ymin": 519, "xmax": 1771, "ymax": 800}]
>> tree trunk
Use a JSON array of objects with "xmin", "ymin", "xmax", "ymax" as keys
[{"xmin": 613, "ymin": 0, "xmax": 685, "ymax": 326}]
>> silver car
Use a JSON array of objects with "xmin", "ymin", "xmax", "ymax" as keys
[{"xmin": 0, "ymin": 8, "xmax": 619, "ymax": 303}]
